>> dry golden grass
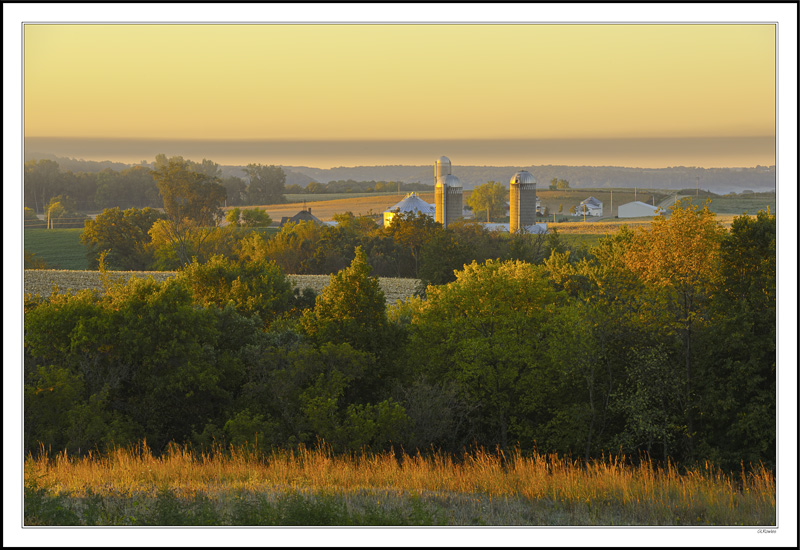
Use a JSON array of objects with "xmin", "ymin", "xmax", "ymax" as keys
[{"xmin": 25, "ymin": 443, "xmax": 775, "ymax": 526}]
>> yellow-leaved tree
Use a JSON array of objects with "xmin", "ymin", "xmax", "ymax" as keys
[{"xmin": 621, "ymin": 199, "xmax": 725, "ymax": 460}]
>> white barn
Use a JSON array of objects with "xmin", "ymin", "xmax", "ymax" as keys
[
  {"xmin": 383, "ymin": 192, "xmax": 436, "ymax": 226},
  {"xmin": 618, "ymin": 201, "xmax": 663, "ymax": 218}
]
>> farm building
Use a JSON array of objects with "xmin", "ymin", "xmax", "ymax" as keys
[
  {"xmin": 279, "ymin": 207, "xmax": 323, "ymax": 228},
  {"xmin": 576, "ymin": 196, "xmax": 603, "ymax": 217},
  {"xmin": 383, "ymin": 192, "xmax": 436, "ymax": 227},
  {"xmin": 618, "ymin": 201, "xmax": 663, "ymax": 218},
  {"xmin": 434, "ymin": 156, "xmax": 464, "ymax": 228}
]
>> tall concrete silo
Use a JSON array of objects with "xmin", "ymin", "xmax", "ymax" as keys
[
  {"xmin": 509, "ymin": 170, "xmax": 537, "ymax": 233},
  {"xmin": 434, "ymin": 156, "xmax": 462, "ymax": 228}
]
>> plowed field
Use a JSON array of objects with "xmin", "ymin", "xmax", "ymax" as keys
[{"xmin": 24, "ymin": 270, "xmax": 420, "ymax": 306}]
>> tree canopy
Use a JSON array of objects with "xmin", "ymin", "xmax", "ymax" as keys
[
  {"xmin": 467, "ymin": 181, "xmax": 508, "ymax": 222},
  {"xmin": 245, "ymin": 164, "xmax": 286, "ymax": 205}
]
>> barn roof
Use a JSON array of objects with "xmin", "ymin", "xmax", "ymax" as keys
[
  {"xmin": 580, "ymin": 196, "xmax": 603, "ymax": 207},
  {"xmin": 279, "ymin": 209, "xmax": 322, "ymax": 227}
]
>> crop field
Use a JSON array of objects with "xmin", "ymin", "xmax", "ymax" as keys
[
  {"xmin": 24, "ymin": 443, "xmax": 775, "ymax": 526},
  {"xmin": 246, "ymin": 193, "xmax": 435, "ymax": 222},
  {"xmin": 23, "ymin": 270, "xmax": 420, "ymax": 306},
  {"xmin": 284, "ymin": 191, "xmax": 411, "ymax": 203},
  {"xmin": 23, "ymin": 228, "xmax": 88, "ymax": 270}
]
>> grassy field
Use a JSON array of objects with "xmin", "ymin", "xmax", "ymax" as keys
[
  {"xmin": 24, "ymin": 443, "xmax": 775, "ymax": 526},
  {"xmin": 673, "ymin": 195, "xmax": 776, "ymax": 215},
  {"xmin": 23, "ymin": 228, "xmax": 88, "ymax": 270}
]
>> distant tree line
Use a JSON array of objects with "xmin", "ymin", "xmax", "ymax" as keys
[
  {"xmin": 24, "ymin": 203, "xmax": 776, "ymax": 472},
  {"xmin": 23, "ymin": 155, "xmax": 287, "ymax": 215}
]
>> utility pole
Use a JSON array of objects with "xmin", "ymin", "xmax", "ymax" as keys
[
  {"xmin": 696, "ymin": 176, "xmax": 699, "ymax": 197},
  {"xmin": 610, "ymin": 190, "xmax": 613, "ymax": 218}
]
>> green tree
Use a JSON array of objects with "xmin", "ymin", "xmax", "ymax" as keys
[
  {"xmin": 621, "ymin": 200, "xmax": 725, "ymax": 460},
  {"xmin": 225, "ymin": 207, "xmax": 242, "ymax": 227},
  {"xmin": 24, "ymin": 159, "xmax": 61, "ymax": 214},
  {"xmin": 24, "ymin": 278, "xmax": 245, "ymax": 453},
  {"xmin": 148, "ymin": 221, "xmax": 244, "ymax": 270},
  {"xmin": 467, "ymin": 181, "xmax": 507, "ymax": 222},
  {"xmin": 44, "ymin": 195, "xmax": 87, "ymax": 228},
  {"xmin": 192, "ymin": 158, "xmax": 222, "ymax": 179},
  {"xmin": 151, "ymin": 155, "xmax": 227, "ymax": 266},
  {"xmin": 301, "ymin": 247, "xmax": 390, "ymax": 357},
  {"xmin": 245, "ymin": 164, "xmax": 286, "ymax": 205},
  {"xmin": 240, "ymin": 208, "xmax": 273, "ymax": 227},
  {"xmin": 383, "ymin": 211, "xmax": 441, "ymax": 278},
  {"xmin": 408, "ymin": 260, "xmax": 561, "ymax": 451},
  {"xmin": 153, "ymin": 155, "xmax": 226, "ymax": 226},
  {"xmin": 221, "ymin": 176, "xmax": 247, "ymax": 206},
  {"xmin": 81, "ymin": 207, "xmax": 166, "ymax": 270},
  {"xmin": 176, "ymin": 255, "xmax": 294, "ymax": 326},
  {"xmin": 696, "ymin": 210, "xmax": 776, "ymax": 468},
  {"xmin": 240, "ymin": 220, "xmax": 329, "ymax": 274}
]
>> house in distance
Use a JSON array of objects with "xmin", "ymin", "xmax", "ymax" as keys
[
  {"xmin": 279, "ymin": 207, "xmax": 322, "ymax": 228},
  {"xmin": 576, "ymin": 196, "xmax": 603, "ymax": 217}
]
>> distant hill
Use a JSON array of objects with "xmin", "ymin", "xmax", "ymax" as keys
[
  {"xmin": 283, "ymin": 164, "xmax": 776, "ymax": 195},
  {"xmin": 24, "ymin": 152, "xmax": 133, "ymax": 173},
  {"xmin": 23, "ymin": 152, "xmax": 776, "ymax": 195}
]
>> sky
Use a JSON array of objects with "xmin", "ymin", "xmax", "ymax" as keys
[{"xmin": 23, "ymin": 22, "xmax": 777, "ymax": 168}]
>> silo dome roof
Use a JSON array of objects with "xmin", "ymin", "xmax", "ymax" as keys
[
  {"xmin": 510, "ymin": 171, "xmax": 537, "ymax": 185},
  {"xmin": 437, "ymin": 156, "xmax": 451, "ymax": 164},
  {"xmin": 436, "ymin": 174, "xmax": 462, "ymax": 187},
  {"xmin": 383, "ymin": 192, "xmax": 435, "ymax": 215}
]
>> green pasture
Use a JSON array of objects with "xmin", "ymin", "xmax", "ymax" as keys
[
  {"xmin": 677, "ymin": 195, "xmax": 776, "ymax": 215},
  {"xmin": 24, "ymin": 226, "xmax": 280, "ymax": 271},
  {"xmin": 24, "ymin": 228, "xmax": 88, "ymax": 270}
]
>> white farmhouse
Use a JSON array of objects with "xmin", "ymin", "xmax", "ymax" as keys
[
  {"xmin": 618, "ymin": 201, "xmax": 663, "ymax": 218},
  {"xmin": 575, "ymin": 196, "xmax": 603, "ymax": 217}
]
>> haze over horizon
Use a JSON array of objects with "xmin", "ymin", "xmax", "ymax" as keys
[
  {"xmin": 24, "ymin": 24, "xmax": 776, "ymax": 169},
  {"xmin": 25, "ymin": 136, "xmax": 775, "ymax": 171}
]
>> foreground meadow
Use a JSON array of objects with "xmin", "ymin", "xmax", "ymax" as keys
[{"xmin": 24, "ymin": 444, "xmax": 775, "ymax": 527}]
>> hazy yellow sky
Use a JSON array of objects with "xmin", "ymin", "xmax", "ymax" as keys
[{"xmin": 25, "ymin": 24, "xmax": 775, "ymax": 142}]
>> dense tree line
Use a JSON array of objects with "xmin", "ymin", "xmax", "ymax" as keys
[
  {"xmin": 23, "ymin": 156, "xmax": 286, "ymax": 214},
  {"xmin": 81, "ymin": 202, "xmax": 560, "ymax": 285},
  {"xmin": 24, "ymin": 202, "xmax": 775, "ymax": 471}
]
